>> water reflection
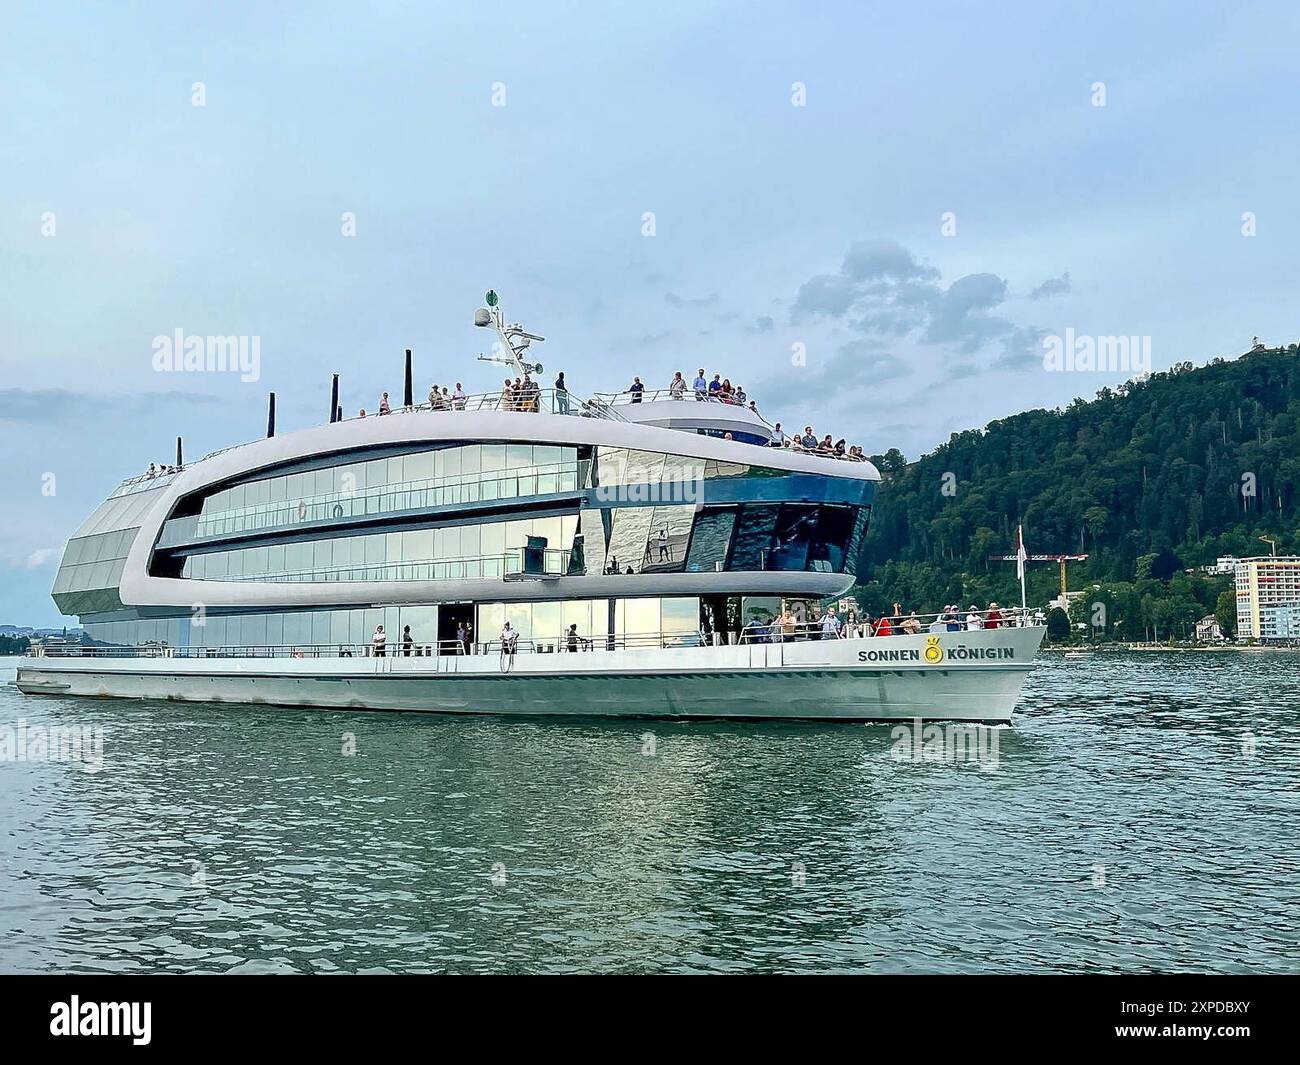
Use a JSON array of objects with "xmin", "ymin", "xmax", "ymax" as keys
[{"xmin": 0, "ymin": 653, "xmax": 1296, "ymax": 973}]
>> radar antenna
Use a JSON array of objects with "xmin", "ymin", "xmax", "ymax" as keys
[{"xmin": 473, "ymin": 290, "xmax": 545, "ymax": 376}]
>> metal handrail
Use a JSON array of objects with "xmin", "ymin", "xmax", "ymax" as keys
[
  {"xmin": 187, "ymin": 459, "xmax": 581, "ymax": 535},
  {"xmin": 210, "ymin": 546, "xmax": 574, "ymax": 584},
  {"xmin": 594, "ymin": 388, "xmax": 762, "ymax": 411},
  {"xmin": 341, "ymin": 387, "xmax": 628, "ymax": 423},
  {"xmin": 34, "ymin": 610, "xmax": 1038, "ymax": 660}
]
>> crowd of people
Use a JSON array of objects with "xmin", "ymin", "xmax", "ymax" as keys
[
  {"xmin": 767, "ymin": 423, "xmax": 865, "ymax": 460},
  {"xmin": 143, "ymin": 462, "xmax": 182, "ymax": 478},
  {"xmin": 739, "ymin": 603, "xmax": 1010, "ymax": 642},
  {"xmin": 345, "ymin": 365, "xmax": 865, "ymax": 462}
]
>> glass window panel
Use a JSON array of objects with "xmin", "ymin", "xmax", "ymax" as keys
[
  {"xmin": 623, "ymin": 598, "xmax": 660, "ymax": 637},
  {"xmin": 662, "ymin": 597, "xmax": 700, "ymax": 633},
  {"xmin": 265, "ymin": 613, "xmax": 284, "ymax": 647},
  {"xmin": 684, "ymin": 508, "xmax": 736, "ymax": 573},
  {"xmin": 730, "ymin": 505, "xmax": 781, "ymax": 571},
  {"xmin": 481, "ymin": 444, "xmax": 505, "ymax": 472},
  {"xmin": 532, "ymin": 601, "xmax": 561, "ymax": 647},
  {"xmin": 505, "ymin": 444, "xmax": 532, "ymax": 469},
  {"xmin": 460, "ymin": 445, "xmax": 480, "ymax": 475},
  {"xmin": 459, "ymin": 524, "xmax": 480, "ymax": 557}
]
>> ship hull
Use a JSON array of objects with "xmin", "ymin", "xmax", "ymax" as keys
[{"xmin": 15, "ymin": 627, "xmax": 1044, "ymax": 723}]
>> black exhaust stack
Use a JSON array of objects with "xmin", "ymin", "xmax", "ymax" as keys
[
  {"xmin": 329, "ymin": 374, "xmax": 340, "ymax": 423},
  {"xmin": 176, "ymin": 436, "xmax": 183, "ymax": 467},
  {"xmin": 403, "ymin": 349, "xmax": 413, "ymax": 408},
  {"xmin": 267, "ymin": 392, "xmax": 277, "ymax": 438}
]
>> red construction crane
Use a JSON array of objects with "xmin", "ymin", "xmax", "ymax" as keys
[{"xmin": 989, "ymin": 553, "xmax": 1088, "ymax": 597}]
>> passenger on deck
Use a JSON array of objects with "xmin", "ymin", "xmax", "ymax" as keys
[
  {"xmin": 453, "ymin": 383, "xmax": 466, "ymax": 409},
  {"xmin": 669, "ymin": 372, "xmax": 686, "ymax": 398},
  {"xmin": 873, "ymin": 614, "xmax": 893, "ymax": 637},
  {"xmin": 378, "ymin": 392, "xmax": 391, "ymax": 415},
  {"xmin": 628, "ymin": 377, "xmax": 645, "ymax": 402},
  {"xmin": 554, "ymin": 372, "xmax": 568, "ymax": 413},
  {"xmin": 372, "ymin": 624, "xmax": 387, "ymax": 656},
  {"xmin": 966, "ymin": 606, "xmax": 984, "ymax": 631},
  {"xmin": 770, "ymin": 423, "xmax": 789, "ymax": 447},
  {"xmin": 985, "ymin": 602, "xmax": 1002, "ymax": 629},
  {"xmin": 693, "ymin": 369, "xmax": 708, "ymax": 399},
  {"xmin": 902, "ymin": 613, "xmax": 922, "ymax": 635},
  {"xmin": 708, "ymin": 374, "xmax": 722, "ymax": 396}
]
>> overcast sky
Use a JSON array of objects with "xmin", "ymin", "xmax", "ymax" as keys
[{"xmin": 3, "ymin": 1, "xmax": 1298, "ymax": 626}]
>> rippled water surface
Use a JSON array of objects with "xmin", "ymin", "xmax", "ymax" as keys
[{"xmin": 1, "ymin": 653, "xmax": 1296, "ymax": 973}]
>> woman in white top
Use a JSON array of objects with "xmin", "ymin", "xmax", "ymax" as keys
[
  {"xmin": 965, "ymin": 607, "xmax": 984, "ymax": 631},
  {"xmin": 372, "ymin": 624, "xmax": 387, "ymax": 656}
]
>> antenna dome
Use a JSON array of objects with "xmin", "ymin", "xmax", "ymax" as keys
[{"xmin": 473, "ymin": 308, "xmax": 492, "ymax": 327}]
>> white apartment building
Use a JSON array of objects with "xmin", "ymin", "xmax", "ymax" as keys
[{"xmin": 1234, "ymin": 556, "xmax": 1300, "ymax": 640}]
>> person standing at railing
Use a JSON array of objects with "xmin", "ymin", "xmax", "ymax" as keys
[
  {"xmin": 799, "ymin": 426, "xmax": 817, "ymax": 448},
  {"xmin": 555, "ymin": 371, "xmax": 569, "ymax": 414},
  {"xmin": 453, "ymin": 383, "xmax": 466, "ymax": 410},
  {"xmin": 820, "ymin": 607, "xmax": 842, "ymax": 640},
  {"xmin": 500, "ymin": 622, "xmax": 518, "ymax": 656},
  {"xmin": 501, "ymin": 378, "xmax": 515, "ymax": 411},
  {"xmin": 965, "ymin": 606, "xmax": 984, "ymax": 631},
  {"xmin": 378, "ymin": 392, "xmax": 392, "ymax": 415},
  {"xmin": 567, "ymin": 624, "xmax": 580, "ymax": 653},
  {"xmin": 628, "ymin": 377, "xmax": 644, "ymax": 402},
  {"xmin": 669, "ymin": 372, "xmax": 686, "ymax": 399},
  {"xmin": 693, "ymin": 368, "xmax": 707, "ymax": 400},
  {"xmin": 522, "ymin": 374, "xmax": 540, "ymax": 412},
  {"xmin": 901, "ymin": 613, "xmax": 922, "ymax": 635},
  {"xmin": 735, "ymin": 385, "xmax": 747, "ymax": 406},
  {"xmin": 985, "ymin": 602, "xmax": 1002, "ymax": 629},
  {"xmin": 372, "ymin": 624, "xmax": 387, "ymax": 656},
  {"xmin": 708, "ymin": 374, "xmax": 722, "ymax": 396},
  {"xmin": 456, "ymin": 622, "xmax": 468, "ymax": 654},
  {"xmin": 770, "ymin": 422, "xmax": 789, "ymax": 447},
  {"xmin": 402, "ymin": 625, "xmax": 414, "ymax": 656}
]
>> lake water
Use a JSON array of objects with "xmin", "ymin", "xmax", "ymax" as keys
[{"xmin": 1, "ymin": 653, "xmax": 1296, "ymax": 973}]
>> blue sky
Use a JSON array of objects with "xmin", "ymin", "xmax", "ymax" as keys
[{"xmin": 3, "ymin": 1, "xmax": 1298, "ymax": 626}]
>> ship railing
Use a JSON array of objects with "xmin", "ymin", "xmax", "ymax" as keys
[
  {"xmin": 336, "ymin": 387, "xmax": 628, "ymax": 423},
  {"xmin": 590, "ymin": 389, "xmax": 869, "ymax": 463},
  {"xmin": 734, "ymin": 607, "xmax": 1038, "ymax": 642},
  {"xmin": 33, "ymin": 610, "xmax": 1039, "ymax": 660},
  {"xmin": 593, "ymin": 388, "xmax": 764, "ymax": 411}
]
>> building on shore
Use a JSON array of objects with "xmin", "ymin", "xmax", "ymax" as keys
[
  {"xmin": 1234, "ymin": 556, "xmax": 1300, "ymax": 641},
  {"xmin": 1194, "ymin": 614, "xmax": 1223, "ymax": 642}
]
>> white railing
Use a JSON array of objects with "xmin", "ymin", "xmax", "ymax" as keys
[{"xmin": 34, "ymin": 609, "xmax": 1037, "ymax": 660}]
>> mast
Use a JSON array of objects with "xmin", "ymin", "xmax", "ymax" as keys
[{"xmin": 473, "ymin": 290, "xmax": 545, "ymax": 377}]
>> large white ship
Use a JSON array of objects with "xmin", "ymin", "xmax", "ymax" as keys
[{"xmin": 17, "ymin": 295, "xmax": 1044, "ymax": 721}]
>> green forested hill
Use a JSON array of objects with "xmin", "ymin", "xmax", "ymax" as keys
[{"xmin": 853, "ymin": 346, "xmax": 1300, "ymax": 638}]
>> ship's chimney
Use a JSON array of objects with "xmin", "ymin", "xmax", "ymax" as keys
[
  {"xmin": 267, "ymin": 392, "xmax": 276, "ymax": 438},
  {"xmin": 336, "ymin": 404, "xmax": 343, "ymax": 423},
  {"xmin": 329, "ymin": 374, "xmax": 340, "ymax": 424},
  {"xmin": 175, "ymin": 436, "xmax": 183, "ymax": 467},
  {"xmin": 403, "ymin": 349, "xmax": 413, "ymax": 408}
]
